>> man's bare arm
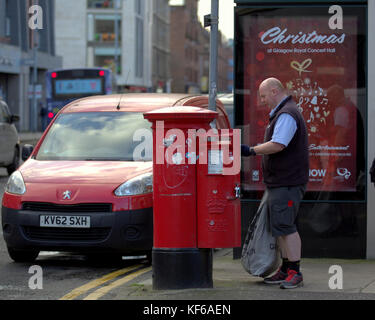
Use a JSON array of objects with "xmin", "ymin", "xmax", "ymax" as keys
[{"xmin": 253, "ymin": 141, "xmax": 285, "ymax": 155}]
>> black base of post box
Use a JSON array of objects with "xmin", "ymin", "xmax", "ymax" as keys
[{"xmin": 152, "ymin": 248, "xmax": 213, "ymax": 290}]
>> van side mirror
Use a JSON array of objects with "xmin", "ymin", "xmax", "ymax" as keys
[{"xmin": 22, "ymin": 144, "xmax": 34, "ymax": 161}]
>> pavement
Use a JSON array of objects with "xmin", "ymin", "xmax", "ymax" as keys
[{"xmin": 113, "ymin": 249, "xmax": 375, "ymax": 300}]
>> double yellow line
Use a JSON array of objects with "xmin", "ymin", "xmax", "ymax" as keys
[{"xmin": 60, "ymin": 264, "xmax": 151, "ymax": 300}]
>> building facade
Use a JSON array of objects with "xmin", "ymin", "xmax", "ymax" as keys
[
  {"xmin": 218, "ymin": 36, "xmax": 234, "ymax": 93},
  {"xmin": 170, "ymin": 0, "xmax": 233, "ymax": 94},
  {"xmin": 55, "ymin": 0, "xmax": 154, "ymax": 92},
  {"xmin": 152, "ymin": 0, "xmax": 171, "ymax": 93},
  {"xmin": 0, "ymin": 0, "xmax": 62, "ymax": 131},
  {"xmin": 169, "ymin": 0, "xmax": 201, "ymax": 93}
]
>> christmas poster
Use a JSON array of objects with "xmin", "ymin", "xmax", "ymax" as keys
[{"xmin": 241, "ymin": 14, "xmax": 358, "ymax": 192}]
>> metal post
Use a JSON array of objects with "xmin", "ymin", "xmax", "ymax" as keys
[
  {"xmin": 32, "ymin": 27, "xmax": 38, "ymax": 132},
  {"xmin": 208, "ymin": 0, "xmax": 219, "ymax": 112},
  {"xmin": 28, "ymin": 0, "xmax": 39, "ymax": 132}
]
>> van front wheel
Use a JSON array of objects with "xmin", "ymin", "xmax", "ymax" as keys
[{"xmin": 7, "ymin": 247, "xmax": 39, "ymax": 263}]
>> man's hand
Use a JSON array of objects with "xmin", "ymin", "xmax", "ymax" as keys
[{"xmin": 241, "ymin": 145, "xmax": 256, "ymax": 157}]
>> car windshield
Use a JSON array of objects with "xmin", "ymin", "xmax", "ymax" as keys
[{"xmin": 36, "ymin": 112, "xmax": 152, "ymax": 161}]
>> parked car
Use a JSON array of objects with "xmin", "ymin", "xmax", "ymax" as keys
[
  {"xmin": 0, "ymin": 100, "xmax": 20, "ymax": 175},
  {"xmin": 1, "ymin": 93, "xmax": 231, "ymax": 262}
]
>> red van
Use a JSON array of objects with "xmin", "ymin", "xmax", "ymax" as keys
[{"xmin": 1, "ymin": 94, "xmax": 230, "ymax": 262}]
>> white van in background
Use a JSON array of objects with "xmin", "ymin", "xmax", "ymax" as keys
[{"xmin": 0, "ymin": 100, "xmax": 20, "ymax": 175}]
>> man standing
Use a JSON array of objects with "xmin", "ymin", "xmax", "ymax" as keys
[{"xmin": 242, "ymin": 78, "xmax": 309, "ymax": 289}]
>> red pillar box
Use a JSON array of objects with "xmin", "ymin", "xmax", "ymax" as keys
[{"xmin": 144, "ymin": 106, "xmax": 217, "ymax": 290}]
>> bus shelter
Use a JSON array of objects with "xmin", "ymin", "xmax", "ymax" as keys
[{"xmin": 234, "ymin": 0, "xmax": 374, "ymax": 258}]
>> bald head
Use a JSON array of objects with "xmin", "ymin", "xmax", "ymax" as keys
[
  {"xmin": 259, "ymin": 78, "xmax": 287, "ymax": 109},
  {"xmin": 260, "ymin": 78, "xmax": 285, "ymax": 93}
]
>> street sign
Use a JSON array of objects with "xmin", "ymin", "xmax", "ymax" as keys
[
  {"xmin": 28, "ymin": 84, "xmax": 42, "ymax": 99},
  {"xmin": 21, "ymin": 59, "xmax": 35, "ymax": 66}
]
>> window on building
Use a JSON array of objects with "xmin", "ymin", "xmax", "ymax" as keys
[
  {"xmin": 87, "ymin": 13, "xmax": 122, "ymax": 75},
  {"xmin": 94, "ymin": 50, "xmax": 122, "ymax": 75},
  {"xmin": 88, "ymin": 14, "xmax": 121, "ymax": 43},
  {"xmin": 5, "ymin": 17, "xmax": 10, "ymax": 37}
]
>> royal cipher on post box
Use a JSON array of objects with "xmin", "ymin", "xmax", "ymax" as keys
[{"xmin": 144, "ymin": 106, "xmax": 241, "ymax": 290}]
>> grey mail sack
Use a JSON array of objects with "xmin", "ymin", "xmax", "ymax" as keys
[{"xmin": 241, "ymin": 191, "xmax": 280, "ymax": 278}]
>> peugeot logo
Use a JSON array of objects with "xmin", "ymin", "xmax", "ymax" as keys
[{"xmin": 62, "ymin": 190, "xmax": 72, "ymax": 200}]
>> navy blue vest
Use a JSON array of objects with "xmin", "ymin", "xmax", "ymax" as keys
[{"xmin": 262, "ymin": 96, "xmax": 309, "ymax": 187}]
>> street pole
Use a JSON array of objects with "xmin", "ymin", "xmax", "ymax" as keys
[
  {"xmin": 208, "ymin": 0, "xmax": 219, "ymax": 112},
  {"xmin": 32, "ymin": 26, "xmax": 38, "ymax": 132}
]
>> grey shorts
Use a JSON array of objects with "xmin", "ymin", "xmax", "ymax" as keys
[{"xmin": 265, "ymin": 185, "xmax": 306, "ymax": 237}]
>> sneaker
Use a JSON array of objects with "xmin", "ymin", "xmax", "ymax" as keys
[
  {"xmin": 263, "ymin": 268, "xmax": 288, "ymax": 285},
  {"xmin": 280, "ymin": 269, "xmax": 304, "ymax": 289}
]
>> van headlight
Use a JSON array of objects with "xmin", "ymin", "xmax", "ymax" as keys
[
  {"xmin": 6, "ymin": 171, "xmax": 26, "ymax": 195},
  {"xmin": 114, "ymin": 172, "xmax": 153, "ymax": 196}
]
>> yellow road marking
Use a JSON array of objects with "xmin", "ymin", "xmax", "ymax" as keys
[
  {"xmin": 59, "ymin": 264, "xmax": 142, "ymax": 300},
  {"xmin": 83, "ymin": 266, "xmax": 152, "ymax": 300}
]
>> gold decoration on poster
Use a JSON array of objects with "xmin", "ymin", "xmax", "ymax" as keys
[{"xmin": 290, "ymin": 59, "xmax": 313, "ymax": 76}]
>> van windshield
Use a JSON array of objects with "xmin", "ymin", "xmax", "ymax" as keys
[{"xmin": 36, "ymin": 112, "xmax": 152, "ymax": 161}]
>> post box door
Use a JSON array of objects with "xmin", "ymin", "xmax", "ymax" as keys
[
  {"xmin": 153, "ymin": 130, "xmax": 197, "ymax": 248},
  {"xmin": 197, "ymin": 130, "xmax": 241, "ymax": 248}
]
